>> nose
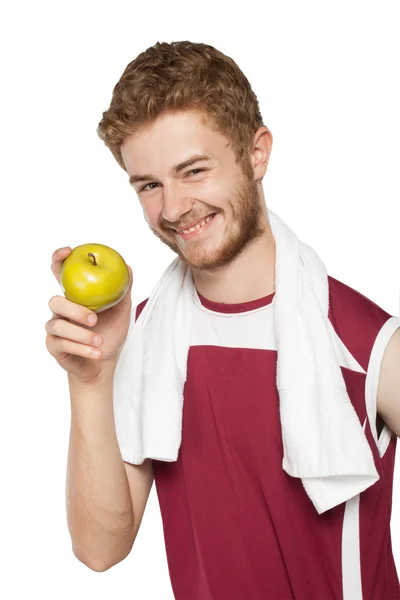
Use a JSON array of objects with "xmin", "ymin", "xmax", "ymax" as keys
[{"xmin": 161, "ymin": 181, "xmax": 194, "ymax": 226}]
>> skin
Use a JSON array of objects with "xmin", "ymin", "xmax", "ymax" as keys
[{"xmin": 120, "ymin": 108, "xmax": 276, "ymax": 304}]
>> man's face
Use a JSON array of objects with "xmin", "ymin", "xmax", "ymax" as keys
[{"xmin": 121, "ymin": 109, "xmax": 266, "ymax": 271}]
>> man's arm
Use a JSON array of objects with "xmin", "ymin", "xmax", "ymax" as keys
[
  {"xmin": 67, "ymin": 374, "xmax": 153, "ymax": 572},
  {"xmin": 376, "ymin": 328, "xmax": 400, "ymax": 437}
]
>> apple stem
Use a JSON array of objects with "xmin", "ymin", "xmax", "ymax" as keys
[{"xmin": 88, "ymin": 252, "xmax": 97, "ymax": 266}]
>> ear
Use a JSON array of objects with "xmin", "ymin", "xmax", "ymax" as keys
[{"xmin": 251, "ymin": 126, "xmax": 273, "ymax": 180}]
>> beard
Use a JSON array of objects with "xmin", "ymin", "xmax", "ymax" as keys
[{"xmin": 150, "ymin": 159, "xmax": 266, "ymax": 272}]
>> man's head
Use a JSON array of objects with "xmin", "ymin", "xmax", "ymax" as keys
[{"xmin": 97, "ymin": 41, "xmax": 273, "ymax": 272}]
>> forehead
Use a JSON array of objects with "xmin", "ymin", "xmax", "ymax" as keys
[{"xmin": 120, "ymin": 109, "xmax": 231, "ymax": 174}]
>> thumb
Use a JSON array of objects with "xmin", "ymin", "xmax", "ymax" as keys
[
  {"xmin": 117, "ymin": 265, "xmax": 133, "ymax": 310},
  {"xmin": 127, "ymin": 265, "xmax": 133, "ymax": 290}
]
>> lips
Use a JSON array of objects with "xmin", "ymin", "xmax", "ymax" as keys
[{"xmin": 173, "ymin": 212, "xmax": 217, "ymax": 233}]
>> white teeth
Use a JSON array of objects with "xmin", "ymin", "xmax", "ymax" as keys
[{"xmin": 180, "ymin": 213, "xmax": 215, "ymax": 234}]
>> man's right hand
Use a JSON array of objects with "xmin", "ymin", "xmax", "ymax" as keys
[{"xmin": 45, "ymin": 246, "xmax": 134, "ymax": 385}]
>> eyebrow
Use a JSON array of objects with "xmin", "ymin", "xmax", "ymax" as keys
[{"xmin": 128, "ymin": 153, "xmax": 215, "ymax": 186}]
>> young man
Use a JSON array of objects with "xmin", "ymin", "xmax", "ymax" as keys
[{"xmin": 50, "ymin": 41, "xmax": 400, "ymax": 599}]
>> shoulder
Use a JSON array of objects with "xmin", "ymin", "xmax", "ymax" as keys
[{"xmin": 327, "ymin": 274, "xmax": 393, "ymax": 371}]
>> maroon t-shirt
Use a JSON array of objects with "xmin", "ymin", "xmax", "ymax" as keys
[{"xmin": 133, "ymin": 275, "xmax": 400, "ymax": 599}]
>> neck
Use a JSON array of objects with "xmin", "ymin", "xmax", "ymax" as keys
[{"xmin": 192, "ymin": 214, "xmax": 276, "ymax": 305}]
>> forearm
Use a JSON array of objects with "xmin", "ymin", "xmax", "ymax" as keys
[{"xmin": 66, "ymin": 373, "xmax": 134, "ymax": 570}]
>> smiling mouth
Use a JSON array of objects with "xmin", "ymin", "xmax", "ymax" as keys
[{"xmin": 173, "ymin": 213, "xmax": 217, "ymax": 235}]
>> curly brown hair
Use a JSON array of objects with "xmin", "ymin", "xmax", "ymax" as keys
[{"xmin": 96, "ymin": 41, "xmax": 265, "ymax": 173}]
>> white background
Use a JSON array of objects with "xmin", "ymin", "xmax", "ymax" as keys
[{"xmin": 1, "ymin": 1, "xmax": 399, "ymax": 598}]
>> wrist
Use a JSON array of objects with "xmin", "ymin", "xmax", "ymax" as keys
[{"xmin": 68, "ymin": 361, "xmax": 116, "ymax": 391}]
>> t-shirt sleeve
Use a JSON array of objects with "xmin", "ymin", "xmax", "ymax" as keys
[{"xmin": 328, "ymin": 276, "xmax": 400, "ymax": 444}]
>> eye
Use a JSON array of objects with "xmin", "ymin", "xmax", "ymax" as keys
[
  {"xmin": 140, "ymin": 182, "xmax": 158, "ymax": 192},
  {"xmin": 139, "ymin": 168, "xmax": 205, "ymax": 193},
  {"xmin": 185, "ymin": 168, "xmax": 204, "ymax": 176}
]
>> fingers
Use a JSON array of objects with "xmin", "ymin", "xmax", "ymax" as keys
[
  {"xmin": 51, "ymin": 247, "xmax": 72, "ymax": 283},
  {"xmin": 46, "ymin": 295, "xmax": 103, "ymax": 361},
  {"xmin": 45, "ymin": 332, "xmax": 103, "ymax": 360},
  {"xmin": 48, "ymin": 295, "xmax": 98, "ymax": 326},
  {"xmin": 45, "ymin": 316, "xmax": 103, "ymax": 349}
]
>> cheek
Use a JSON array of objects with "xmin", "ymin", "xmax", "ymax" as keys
[
  {"xmin": 203, "ymin": 177, "xmax": 222, "ymax": 195},
  {"xmin": 142, "ymin": 202, "xmax": 160, "ymax": 227},
  {"xmin": 199, "ymin": 179, "xmax": 228, "ymax": 210}
]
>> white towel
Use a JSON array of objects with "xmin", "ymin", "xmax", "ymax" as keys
[{"xmin": 114, "ymin": 207, "xmax": 380, "ymax": 514}]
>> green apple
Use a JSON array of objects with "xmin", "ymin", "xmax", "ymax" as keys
[{"xmin": 60, "ymin": 243, "xmax": 130, "ymax": 313}]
